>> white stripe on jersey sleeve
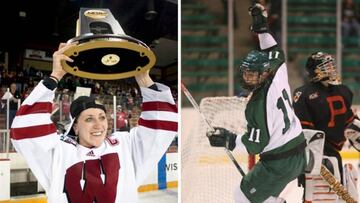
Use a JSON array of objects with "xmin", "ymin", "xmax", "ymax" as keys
[
  {"xmin": 12, "ymin": 113, "xmax": 53, "ymax": 128},
  {"xmin": 140, "ymin": 111, "xmax": 177, "ymax": 122}
]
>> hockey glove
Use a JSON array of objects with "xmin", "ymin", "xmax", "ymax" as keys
[
  {"xmin": 248, "ymin": 3, "xmax": 269, "ymax": 33},
  {"xmin": 207, "ymin": 127, "xmax": 237, "ymax": 151},
  {"xmin": 345, "ymin": 118, "xmax": 360, "ymax": 151}
]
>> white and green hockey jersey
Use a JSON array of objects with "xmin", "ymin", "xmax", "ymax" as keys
[{"xmin": 238, "ymin": 33, "xmax": 305, "ymax": 157}]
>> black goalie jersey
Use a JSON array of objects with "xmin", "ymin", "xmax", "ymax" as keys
[{"xmin": 293, "ymin": 82, "xmax": 355, "ymax": 151}]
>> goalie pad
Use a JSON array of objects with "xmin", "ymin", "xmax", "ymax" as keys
[
  {"xmin": 343, "ymin": 163, "xmax": 359, "ymax": 201},
  {"xmin": 345, "ymin": 118, "xmax": 360, "ymax": 151},
  {"xmin": 303, "ymin": 129, "xmax": 325, "ymax": 174},
  {"xmin": 305, "ymin": 156, "xmax": 341, "ymax": 202}
]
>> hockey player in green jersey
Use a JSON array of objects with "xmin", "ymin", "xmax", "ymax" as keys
[{"xmin": 206, "ymin": 3, "xmax": 307, "ymax": 203}]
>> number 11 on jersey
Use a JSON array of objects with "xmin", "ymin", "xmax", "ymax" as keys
[{"xmin": 249, "ymin": 128, "xmax": 260, "ymax": 143}]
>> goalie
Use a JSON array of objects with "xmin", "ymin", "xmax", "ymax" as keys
[
  {"xmin": 207, "ymin": 3, "xmax": 306, "ymax": 203},
  {"xmin": 293, "ymin": 51, "xmax": 359, "ymax": 202}
]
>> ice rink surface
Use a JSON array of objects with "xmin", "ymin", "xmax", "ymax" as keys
[{"xmin": 139, "ymin": 188, "xmax": 178, "ymax": 203}]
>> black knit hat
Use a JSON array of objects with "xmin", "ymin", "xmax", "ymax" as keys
[{"xmin": 70, "ymin": 96, "xmax": 106, "ymax": 119}]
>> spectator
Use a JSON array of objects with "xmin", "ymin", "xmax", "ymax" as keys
[
  {"xmin": 127, "ymin": 95, "xmax": 134, "ymax": 110},
  {"xmin": 61, "ymin": 93, "xmax": 71, "ymax": 121},
  {"xmin": 342, "ymin": 0, "xmax": 360, "ymax": 39},
  {"xmin": 7, "ymin": 83, "xmax": 21, "ymax": 126},
  {"xmin": 115, "ymin": 105, "xmax": 130, "ymax": 131},
  {"xmin": 21, "ymin": 86, "xmax": 31, "ymax": 100}
]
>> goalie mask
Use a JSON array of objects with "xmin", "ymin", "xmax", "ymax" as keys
[
  {"xmin": 239, "ymin": 50, "xmax": 271, "ymax": 91},
  {"xmin": 305, "ymin": 52, "xmax": 341, "ymax": 85}
]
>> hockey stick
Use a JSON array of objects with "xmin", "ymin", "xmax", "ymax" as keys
[
  {"xmin": 181, "ymin": 82, "xmax": 246, "ymax": 176},
  {"xmin": 320, "ymin": 165, "xmax": 357, "ymax": 203}
]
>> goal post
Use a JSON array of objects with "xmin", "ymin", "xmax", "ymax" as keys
[{"xmin": 181, "ymin": 96, "xmax": 255, "ymax": 203}]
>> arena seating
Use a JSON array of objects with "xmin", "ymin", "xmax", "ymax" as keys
[{"xmin": 182, "ymin": 2, "xmax": 242, "ymax": 104}]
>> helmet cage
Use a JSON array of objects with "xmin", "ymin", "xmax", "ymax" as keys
[{"xmin": 309, "ymin": 53, "xmax": 341, "ymax": 85}]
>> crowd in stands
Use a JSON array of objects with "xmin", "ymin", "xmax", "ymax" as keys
[
  {"xmin": 0, "ymin": 64, "xmax": 144, "ymax": 99},
  {"xmin": 0, "ymin": 64, "xmax": 177, "ymax": 126},
  {"xmin": 0, "ymin": 63, "xmax": 178, "ymax": 152}
]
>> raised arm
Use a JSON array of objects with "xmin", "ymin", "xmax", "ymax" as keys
[
  {"xmin": 130, "ymin": 71, "xmax": 178, "ymax": 185},
  {"xmin": 249, "ymin": 3, "xmax": 285, "ymax": 72},
  {"xmin": 10, "ymin": 42, "xmax": 76, "ymax": 191}
]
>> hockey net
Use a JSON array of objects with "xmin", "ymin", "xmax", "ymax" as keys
[{"xmin": 181, "ymin": 96, "xmax": 255, "ymax": 203}]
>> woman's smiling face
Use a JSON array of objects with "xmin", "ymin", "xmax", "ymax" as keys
[{"xmin": 73, "ymin": 108, "xmax": 108, "ymax": 148}]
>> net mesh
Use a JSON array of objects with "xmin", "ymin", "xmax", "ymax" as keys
[{"xmin": 181, "ymin": 96, "xmax": 254, "ymax": 203}]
